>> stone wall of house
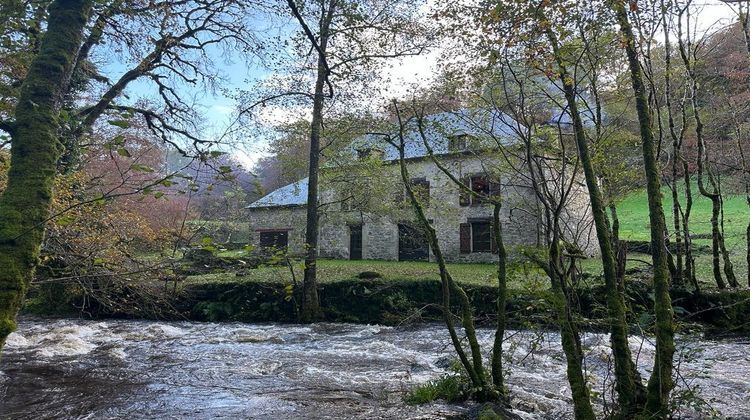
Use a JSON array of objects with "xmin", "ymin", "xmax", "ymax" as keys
[
  {"xmin": 246, "ymin": 206, "xmax": 307, "ymax": 255},
  {"xmin": 247, "ymin": 154, "xmax": 597, "ymax": 263}
]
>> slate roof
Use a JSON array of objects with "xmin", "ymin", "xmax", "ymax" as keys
[
  {"xmin": 247, "ymin": 177, "xmax": 308, "ymax": 209},
  {"xmin": 247, "ymin": 109, "xmax": 522, "ymax": 209},
  {"xmin": 349, "ymin": 109, "xmax": 518, "ymax": 161}
]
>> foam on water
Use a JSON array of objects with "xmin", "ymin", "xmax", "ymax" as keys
[{"xmin": 1, "ymin": 317, "xmax": 749, "ymax": 419}]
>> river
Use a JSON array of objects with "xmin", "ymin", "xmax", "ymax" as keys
[{"xmin": 1, "ymin": 317, "xmax": 748, "ymax": 419}]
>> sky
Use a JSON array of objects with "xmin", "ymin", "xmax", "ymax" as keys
[{"xmin": 100, "ymin": 0, "xmax": 737, "ymax": 172}]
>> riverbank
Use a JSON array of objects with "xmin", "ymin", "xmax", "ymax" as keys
[
  {"xmin": 179, "ymin": 274, "xmax": 750, "ymax": 335},
  {"xmin": 23, "ymin": 258, "xmax": 750, "ymax": 335}
]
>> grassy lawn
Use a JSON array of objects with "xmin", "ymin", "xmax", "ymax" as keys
[
  {"xmin": 187, "ymin": 258, "xmax": 551, "ymax": 291},
  {"xmin": 617, "ymin": 185, "xmax": 747, "ymax": 247},
  {"xmin": 616, "ymin": 185, "xmax": 749, "ymax": 285}
]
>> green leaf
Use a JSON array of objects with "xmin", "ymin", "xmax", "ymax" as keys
[
  {"xmin": 210, "ymin": 151, "xmax": 227, "ymax": 158},
  {"xmin": 116, "ymin": 148, "xmax": 131, "ymax": 157}
]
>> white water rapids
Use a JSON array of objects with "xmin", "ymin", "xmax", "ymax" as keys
[{"xmin": 1, "ymin": 317, "xmax": 748, "ymax": 419}]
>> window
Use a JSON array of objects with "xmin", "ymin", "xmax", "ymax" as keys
[
  {"xmin": 460, "ymin": 176, "xmax": 501, "ymax": 206},
  {"xmin": 470, "ymin": 176, "xmax": 490, "ymax": 204},
  {"xmin": 410, "ymin": 177, "xmax": 430, "ymax": 206},
  {"xmin": 471, "ymin": 222, "xmax": 492, "ymax": 252},
  {"xmin": 341, "ymin": 195, "xmax": 356, "ymax": 211},
  {"xmin": 448, "ymin": 134, "xmax": 469, "ymax": 151},
  {"xmin": 460, "ymin": 221, "xmax": 496, "ymax": 254},
  {"xmin": 259, "ymin": 230, "xmax": 289, "ymax": 249}
]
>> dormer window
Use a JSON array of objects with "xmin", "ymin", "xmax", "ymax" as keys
[{"xmin": 448, "ymin": 134, "xmax": 469, "ymax": 152}]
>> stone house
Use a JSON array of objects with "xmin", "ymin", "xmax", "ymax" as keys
[{"xmin": 246, "ymin": 110, "xmax": 596, "ymax": 263}]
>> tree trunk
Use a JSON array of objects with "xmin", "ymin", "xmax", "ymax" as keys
[
  {"xmin": 676, "ymin": 96, "xmax": 697, "ymax": 290},
  {"xmin": 611, "ymin": 1, "xmax": 675, "ymax": 416},
  {"xmin": 0, "ymin": 0, "xmax": 93, "ymax": 352},
  {"xmin": 661, "ymin": 3, "xmax": 684, "ymax": 287},
  {"xmin": 549, "ymin": 229, "xmax": 596, "ymax": 420},
  {"xmin": 391, "ymin": 116, "xmax": 494, "ymax": 401},
  {"xmin": 709, "ymin": 198, "xmax": 726, "ymax": 289},
  {"xmin": 299, "ymin": 5, "xmax": 334, "ymax": 323},
  {"xmin": 491, "ymin": 203, "xmax": 508, "ymax": 401},
  {"xmin": 415, "ymin": 118, "xmax": 506, "ymax": 401},
  {"xmin": 682, "ymin": 161, "xmax": 698, "ymax": 291},
  {"xmin": 718, "ymin": 191, "xmax": 738, "ymax": 287},
  {"xmin": 545, "ymin": 28, "xmax": 644, "ymax": 415}
]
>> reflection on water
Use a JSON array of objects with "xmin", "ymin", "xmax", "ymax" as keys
[{"xmin": 1, "ymin": 317, "xmax": 748, "ymax": 419}]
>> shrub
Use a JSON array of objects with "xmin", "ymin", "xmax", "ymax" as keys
[{"xmin": 404, "ymin": 375, "xmax": 467, "ymax": 405}]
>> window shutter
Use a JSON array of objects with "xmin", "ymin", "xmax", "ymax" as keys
[
  {"xmin": 460, "ymin": 223, "xmax": 471, "ymax": 254},
  {"xmin": 459, "ymin": 178, "xmax": 471, "ymax": 206},
  {"xmin": 490, "ymin": 180, "xmax": 502, "ymax": 199}
]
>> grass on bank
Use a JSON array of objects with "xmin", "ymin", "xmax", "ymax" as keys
[
  {"xmin": 613, "ymin": 185, "xmax": 749, "ymax": 284},
  {"xmin": 617, "ymin": 185, "xmax": 747, "ymax": 248},
  {"xmin": 186, "ymin": 258, "xmax": 551, "ymax": 291}
]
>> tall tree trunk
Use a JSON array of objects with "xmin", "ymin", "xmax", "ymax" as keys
[
  {"xmin": 737, "ymin": 4, "xmax": 750, "ymax": 288},
  {"xmin": 681, "ymin": 157, "xmax": 698, "ymax": 290},
  {"xmin": 718, "ymin": 187, "xmax": 738, "ymax": 287},
  {"xmin": 611, "ymin": 1, "xmax": 675, "ymax": 416},
  {"xmin": 545, "ymin": 28, "xmax": 644, "ymax": 415},
  {"xmin": 491, "ymin": 203, "xmax": 508, "ymax": 401},
  {"xmin": 299, "ymin": 3, "xmax": 334, "ymax": 323},
  {"xmin": 548, "ymin": 227, "xmax": 596, "ymax": 420},
  {"xmin": 706, "ymin": 196, "xmax": 726, "ymax": 288},
  {"xmin": 0, "ymin": 0, "xmax": 93, "ymax": 351},
  {"xmin": 736, "ymin": 118, "xmax": 750, "ymax": 288}
]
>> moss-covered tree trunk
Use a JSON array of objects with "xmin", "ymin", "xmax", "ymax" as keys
[
  {"xmin": 611, "ymin": 1, "xmax": 675, "ymax": 415},
  {"xmin": 390, "ymin": 112, "xmax": 494, "ymax": 401},
  {"xmin": 0, "ymin": 0, "xmax": 92, "ymax": 351},
  {"xmin": 415, "ymin": 119, "xmax": 508, "ymax": 401},
  {"xmin": 544, "ymin": 27, "xmax": 645, "ymax": 415},
  {"xmin": 681, "ymin": 156, "xmax": 698, "ymax": 290},
  {"xmin": 548, "ymin": 227, "xmax": 596, "ymax": 420},
  {"xmin": 491, "ymin": 203, "xmax": 508, "ymax": 401},
  {"xmin": 737, "ymin": 4, "xmax": 750, "ymax": 288},
  {"xmin": 660, "ymin": 2, "xmax": 687, "ymax": 288}
]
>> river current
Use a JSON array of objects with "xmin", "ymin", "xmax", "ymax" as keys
[{"xmin": 1, "ymin": 317, "xmax": 748, "ymax": 419}]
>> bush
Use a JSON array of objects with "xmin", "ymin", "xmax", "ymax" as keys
[{"xmin": 404, "ymin": 375, "xmax": 467, "ymax": 405}]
